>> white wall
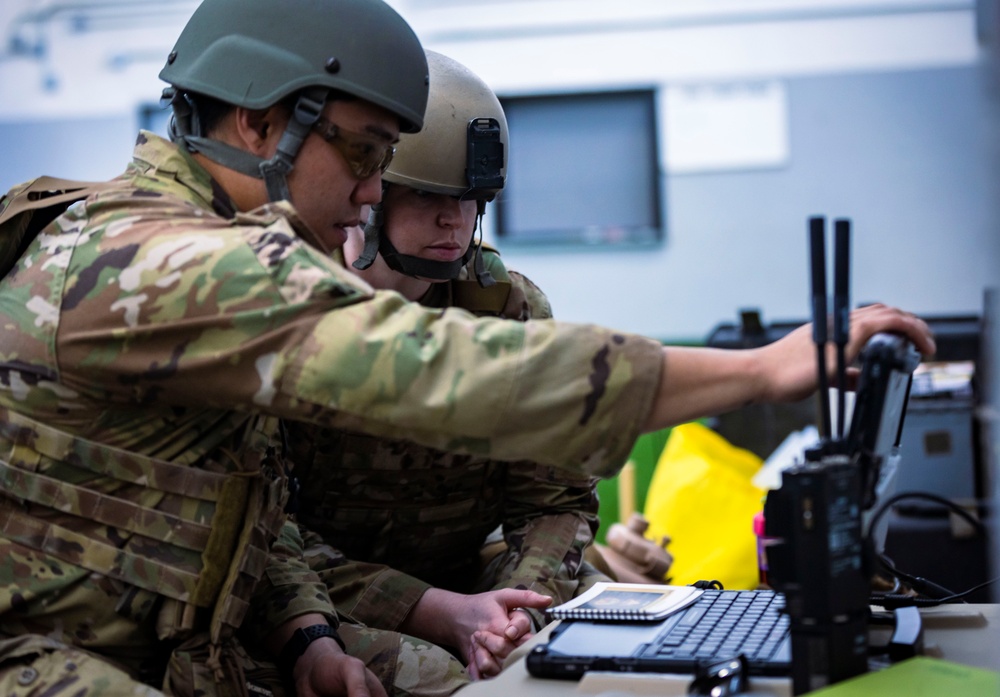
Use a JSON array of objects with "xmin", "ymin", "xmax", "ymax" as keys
[{"xmin": 1, "ymin": 0, "xmax": 997, "ymax": 341}]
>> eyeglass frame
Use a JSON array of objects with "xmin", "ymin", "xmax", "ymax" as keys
[{"xmin": 311, "ymin": 116, "xmax": 396, "ymax": 180}]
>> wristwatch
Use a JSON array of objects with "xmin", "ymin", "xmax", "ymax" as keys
[{"xmin": 278, "ymin": 624, "xmax": 346, "ymax": 676}]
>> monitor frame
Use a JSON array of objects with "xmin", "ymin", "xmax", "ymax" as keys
[{"xmin": 495, "ymin": 88, "xmax": 665, "ymax": 248}]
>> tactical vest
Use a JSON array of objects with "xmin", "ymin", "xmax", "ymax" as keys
[
  {"xmin": 0, "ymin": 407, "xmax": 288, "ymax": 643},
  {"xmin": 0, "ymin": 178, "xmax": 288, "ymax": 645}
]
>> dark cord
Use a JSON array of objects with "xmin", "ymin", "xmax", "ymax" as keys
[
  {"xmin": 691, "ymin": 580, "xmax": 725, "ymax": 590},
  {"xmin": 865, "ymin": 491, "xmax": 994, "ymax": 608},
  {"xmin": 871, "ymin": 575, "xmax": 999, "ymax": 609},
  {"xmin": 878, "ymin": 552, "xmax": 957, "ymax": 599},
  {"xmin": 866, "ymin": 491, "xmax": 986, "ymax": 545}
]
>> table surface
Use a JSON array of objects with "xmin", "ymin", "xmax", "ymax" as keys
[{"xmin": 456, "ymin": 604, "xmax": 1000, "ymax": 697}]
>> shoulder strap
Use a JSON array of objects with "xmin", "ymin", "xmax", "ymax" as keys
[
  {"xmin": 0, "ymin": 176, "xmax": 110, "ymax": 221},
  {"xmin": 0, "ymin": 176, "xmax": 113, "ymax": 278}
]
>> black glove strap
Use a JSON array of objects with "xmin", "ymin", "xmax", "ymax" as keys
[{"xmin": 278, "ymin": 624, "xmax": 347, "ymax": 677}]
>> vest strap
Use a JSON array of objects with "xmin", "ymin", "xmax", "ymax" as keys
[
  {"xmin": 0, "ymin": 408, "xmax": 230, "ymax": 501},
  {"xmin": 0, "ymin": 408, "xmax": 270, "ymax": 615},
  {"xmin": 0, "ymin": 501, "xmax": 204, "ymax": 603},
  {"xmin": 0, "ymin": 460, "xmax": 212, "ymax": 552}
]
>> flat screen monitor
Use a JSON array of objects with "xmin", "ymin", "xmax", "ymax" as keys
[{"xmin": 496, "ymin": 89, "xmax": 664, "ymax": 246}]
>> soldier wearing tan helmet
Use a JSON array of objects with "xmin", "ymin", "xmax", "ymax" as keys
[
  {"xmin": 349, "ymin": 50, "xmax": 507, "ymax": 292},
  {"xmin": 287, "ymin": 51, "xmax": 612, "ymax": 681}
]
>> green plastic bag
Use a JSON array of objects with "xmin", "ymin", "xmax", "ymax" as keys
[{"xmin": 643, "ymin": 422, "xmax": 765, "ymax": 590}]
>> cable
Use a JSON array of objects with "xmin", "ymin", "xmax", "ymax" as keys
[
  {"xmin": 871, "ymin": 576, "xmax": 999, "ymax": 609},
  {"xmin": 877, "ymin": 552, "xmax": 958, "ymax": 599},
  {"xmin": 866, "ymin": 491, "xmax": 987, "ymax": 545},
  {"xmin": 865, "ymin": 490, "xmax": 993, "ymax": 608}
]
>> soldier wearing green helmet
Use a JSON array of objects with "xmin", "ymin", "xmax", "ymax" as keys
[
  {"xmin": 286, "ymin": 50, "xmax": 613, "ymax": 682},
  {"xmin": 0, "ymin": 0, "xmax": 442, "ymax": 695},
  {"xmin": 0, "ymin": 0, "xmax": 937, "ymax": 695},
  {"xmin": 158, "ymin": 0, "xmax": 428, "ymax": 203}
]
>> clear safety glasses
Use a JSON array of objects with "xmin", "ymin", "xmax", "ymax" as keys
[{"xmin": 312, "ymin": 117, "xmax": 396, "ymax": 180}]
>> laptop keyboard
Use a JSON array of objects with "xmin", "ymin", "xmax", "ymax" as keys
[{"xmin": 641, "ymin": 589, "xmax": 791, "ymax": 668}]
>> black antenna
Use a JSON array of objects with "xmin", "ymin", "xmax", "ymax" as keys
[
  {"xmin": 833, "ymin": 219, "xmax": 851, "ymax": 440},
  {"xmin": 809, "ymin": 216, "xmax": 832, "ymax": 441}
]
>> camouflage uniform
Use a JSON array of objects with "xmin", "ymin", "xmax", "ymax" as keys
[
  {"xmin": 0, "ymin": 133, "xmax": 663, "ymax": 695},
  {"xmin": 289, "ymin": 253, "xmax": 612, "ymax": 653}
]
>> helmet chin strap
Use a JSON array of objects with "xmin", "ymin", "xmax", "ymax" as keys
[
  {"xmin": 353, "ymin": 202, "xmax": 384, "ymax": 271},
  {"xmin": 379, "ymin": 232, "xmax": 475, "ymax": 281},
  {"xmin": 164, "ymin": 87, "xmax": 327, "ymax": 204},
  {"xmin": 469, "ymin": 212, "xmax": 496, "ymax": 287},
  {"xmin": 353, "ymin": 202, "xmax": 495, "ymax": 287}
]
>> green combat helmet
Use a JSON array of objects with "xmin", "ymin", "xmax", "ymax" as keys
[
  {"xmin": 353, "ymin": 50, "xmax": 508, "ymax": 287},
  {"xmin": 158, "ymin": 0, "xmax": 428, "ymax": 203}
]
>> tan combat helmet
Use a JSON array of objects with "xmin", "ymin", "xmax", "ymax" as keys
[
  {"xmin": 354, "ymin": 50, "xmax": 508, "ymax": 286},
  {"xmin": 158, "ymin": 0, "xmax": 429, "ymax": 203}
]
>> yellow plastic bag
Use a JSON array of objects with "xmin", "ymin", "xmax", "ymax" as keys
[{"xmin": 643, "ymin": 422, "xmax": 765, "ymax": 590}]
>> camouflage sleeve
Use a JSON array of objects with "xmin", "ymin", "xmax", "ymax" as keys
[
  {"xmin": 487, "ymin": 263, "xmax": 606, "ymax": 617},
  {"xmin": 331, "ymin": 564, "xmax": 431, "ymax": 630},
  {"xmin": 503, "ymin": 270, "xmax": 553, "ymax": 321},
  {"xmin": 299, "ymin": 528, "xmax": 432, "ymax": 630},
  {"xmin": 488, "ymin": 463, "xmax": 607, "ymax": 625},
  {"xmin": 240, "ymin": 520, "xmax": 339, "ymax": 644},
  {"xmin": 51, "ymin": 204, "xmax": 662, "ymax": 478}
]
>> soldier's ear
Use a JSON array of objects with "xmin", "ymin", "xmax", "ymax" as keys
[{"xmin": 235, "ymin": 106, "xmax": 282, "ymax": 156}]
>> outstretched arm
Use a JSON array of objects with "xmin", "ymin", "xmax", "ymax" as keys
[{"xmin": 643, "ymin": 304, "xmax": 935, "ymax": 432}]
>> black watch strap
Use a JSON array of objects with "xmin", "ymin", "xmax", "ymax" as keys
[{"xmin": 278, "ymin": 624, "xmax": 346, "ymax": 676}]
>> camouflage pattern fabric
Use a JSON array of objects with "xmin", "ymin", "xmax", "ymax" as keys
[
  {"xmin": 0, "ymin": 406, "xmax": 290, "ymax": 644},
  {"xmin": 290, "ymin": 250, "xmax": 611, "ymax": 636},
  {"xmin": 0, "ymin": 631, "xmax": 296, "ymax": 697},
  {"xmin": 0, "ymin": 132, "xmax": 661, "ymax": 476},
  {"xmin": 0, "ymin": 634, "xmax": 163, "ymax": 697},
  {"xmin": 298, "ymin": 534, "xmax": 494, "ymax": 697},
  {"xmin": 337, "ymin": 624, "xmax": 469, "ymax": 697},
  {"xmin": 0, "ymin": 131, "xmax": 662, "ymax": 692}
]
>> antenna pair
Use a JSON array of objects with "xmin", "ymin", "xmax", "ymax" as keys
[{"xmin": 809, "ymin": 216, "xmax": 851, "ymax": 444}]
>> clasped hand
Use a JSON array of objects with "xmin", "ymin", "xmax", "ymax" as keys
[{"xmin": 402, "ymin": 586, "xmax": 552, "ymax": 680}]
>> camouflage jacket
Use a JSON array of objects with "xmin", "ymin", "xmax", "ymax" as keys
[
  {"xmin": 0, "ymin": 132, "xmax": 662, "ymax": 668},
  {"xmin": 290, "ymin": 252, "xmax": 607, "ymax": 629}
]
